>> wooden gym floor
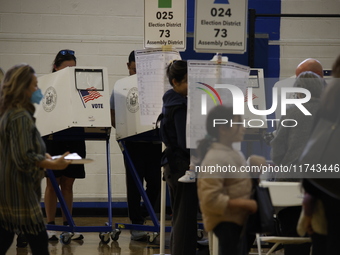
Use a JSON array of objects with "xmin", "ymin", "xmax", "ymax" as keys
[
  {"xmin": 6, "ymin": 216, "xmax": 279, "ymax": 255},
  {"xmin": 7, "ymin": 217, "xmax": 173, "ymax": 255}
]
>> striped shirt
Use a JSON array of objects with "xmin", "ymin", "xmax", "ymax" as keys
[{"xmin": 0, "ymin": 108, "xmax": 46, "ymax": 235}]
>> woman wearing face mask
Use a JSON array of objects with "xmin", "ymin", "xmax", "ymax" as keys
[
  {"xmin": 0, "ymin": 64, "xmax": 71, "ymax": 255},
  {"xmin": 43, "ymin": 50, "xmax": 86, "ymax": 241}
]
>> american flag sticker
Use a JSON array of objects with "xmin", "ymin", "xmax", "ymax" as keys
[
  {"xmin": 79, "ymin": 87, "xmax": 103, "ymax": 107},
  {"xmin": 244, "ymin": 89, "xmax": 258, "ymax": 103}
]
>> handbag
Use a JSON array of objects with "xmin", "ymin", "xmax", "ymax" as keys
[
  {"xmin": 299, "ymin": 117, "xmax": 340, "ymax": 199},
  {"xmin": 248, "ymin": 181, "xmax": 276, "ymax": 234}
]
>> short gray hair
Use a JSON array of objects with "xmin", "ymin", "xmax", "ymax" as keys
[{"xmin": 294, "ymin": 71, "xmax": 324, "ymax": 98}]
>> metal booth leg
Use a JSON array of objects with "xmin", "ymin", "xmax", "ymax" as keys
[{"xmin": 115, "ymin": 139, "xmax": 161, "ymax": 241}]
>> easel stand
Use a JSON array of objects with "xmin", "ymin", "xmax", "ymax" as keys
[
  {"xmin": 115, "ymin": 138, "xmax": 171, "ymax": 244},
  {"xmin": 45, "ymin": 127, "xmax": 121, "ymax": 244},
  {"xmin": 116, "ymin": 138, "xmax": 204, "ymax": 253}
]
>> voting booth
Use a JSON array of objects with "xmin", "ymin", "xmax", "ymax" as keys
[
  {"xmin": 113, "ymin": 74, "xmax": 165, "ymax": 240},
  {"xmin": 113, "ymin": 49, "xmax": 182, "ymax": 239},
  {"xmin": 35, "ymin": 67, "xmax": 120, "ymax": 244},
  {"xmin": 36, "ymin": 66, "xmax": 111, "ymax": 137},
  {"xmin": 114, "ymin": 74, "xmax": 155, "ymax": 140}
]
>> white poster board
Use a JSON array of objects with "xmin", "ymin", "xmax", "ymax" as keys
[
  {"xmin": 135, "ymin": 48, "xmax": 181, "ymax": 126},
  {"xmin": 144, "ymin": 0, "xmax": 186, "ymax": 50},
  {"xmin": 187, "ymin": 60, "xmax": 266, "ymax": 149},
  {"xmin": 194, "ymin": 0, "xmax": 248, "ymax": 53}
]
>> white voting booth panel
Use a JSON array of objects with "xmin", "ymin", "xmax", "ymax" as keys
[
  {"xmin": 34, "ymin": 67, "xmax": 117, "ymax": 240},
  {"xmin": 35, "ymin": 66, "xmax": 111, "ymax": 136},
  {"xmin": 114, "ymin": 74, "xmax": 155, "ymax": 140},
  {"xmin": 245, "ymin": 68, "xmax": 267, "ymax": 131}
]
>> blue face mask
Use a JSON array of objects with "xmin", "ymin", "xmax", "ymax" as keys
[{"xmin": 31, "ymin": 89, "xmax": 44, "ymax": 104}]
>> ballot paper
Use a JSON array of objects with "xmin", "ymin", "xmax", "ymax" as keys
[{"xmin": 52, "ymin": 153, "xmax": 93, "ymax": 164}]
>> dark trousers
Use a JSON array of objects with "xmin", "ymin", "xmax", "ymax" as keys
[
  {"xmin": 277, "ymin": 206, "xmax": 311, "ymax": 255},
  {"xmin": 311, "ymin": 233, "xmax": 328, "ymax": 255},
  {"xmin": 308, "ymin": 191, "xmax": 340, "ymax": 255},
  {"xmin": 164, "ymin": 164, "xmax": 198, "ymax": 255},
  {"xmin": 213, "ymin": 222, "xmax": 243, "ymax": 255},
  {"xmin": 0, "ymin": 226, "xmax": 49, "ymax": 255},
  {"xmin": 124, "ymin": 141, "xmax": 162, "ymax": 224}
]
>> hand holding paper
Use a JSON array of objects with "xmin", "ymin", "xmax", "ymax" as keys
[{"xmin": 52, "ymin": 153, "xmax": 93, "ymax": 164}]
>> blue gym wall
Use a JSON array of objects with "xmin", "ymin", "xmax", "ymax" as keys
[
  {"xmin": 183, "ymin": 0, "xmax": 281, "ymax": 78},
  {"xmin": 182, "ymin": 0, "xmax": 281, "ymax": 159}
]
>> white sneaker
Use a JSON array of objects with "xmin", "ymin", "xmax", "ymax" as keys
[
  {"xmin": 71, "ymin": 232, "xmax": 84, "ymax": 240},
  {"xmin": 47, "ymin": 230, "xmax": 59, "ymax": 241},
  {"xmin": 178, "ymin": 170, "xmax": 196, "ymax": 183}
]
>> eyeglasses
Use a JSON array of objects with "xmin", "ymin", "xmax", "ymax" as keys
[{"xmin": 58, "ymin": 50, "xmax": 75, "ymax": 56}]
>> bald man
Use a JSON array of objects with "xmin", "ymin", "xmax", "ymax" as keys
[
  {"xmin": 267, "ymin": 58, "xmax": 325, "ymax": 126},
  {"xmin": 267, "ymin": 58, "xmax": 325, "ymax": 255},
  {"xmin": 295, "ymin": 58, "xmax": 323, "ymax": 78}
]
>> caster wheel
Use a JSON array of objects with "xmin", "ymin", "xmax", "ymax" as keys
[
  {"xmin": 99, "ymin": 232, "xmax": 111, "ymax": 244},
  {"xmin": 60, "ymin": 232, "xmax": 73, "ymax": 245},
  {"xmin": 111, "ymin": 229, "xmax": 121, "ymax": 241},
  {"xmin": 147, "ymin": 232, "xmax": 158, "ymax": 243},
  {"xmin": 197, "ymin": 229, "xmax": 204, "ymax": 240}
]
